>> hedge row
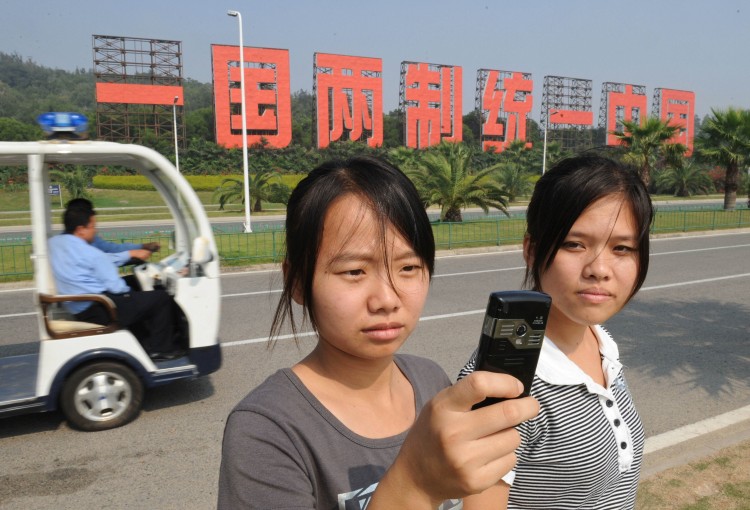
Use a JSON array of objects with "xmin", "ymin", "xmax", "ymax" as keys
[{"xmin": 93, "ymin": 174, "xmax": 306, "ymax": 192}]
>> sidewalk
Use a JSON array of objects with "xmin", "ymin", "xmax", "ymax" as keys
[{"xmin": 642, "ymin": 412, "xmax": 750, "ymax": 479}]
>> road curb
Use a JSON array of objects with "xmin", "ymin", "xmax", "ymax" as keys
[{"xmin": 641, "ymin": 416, "xmax": 750, "ymax": 479}]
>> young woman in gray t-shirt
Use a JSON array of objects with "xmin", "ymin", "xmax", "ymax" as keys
[{"xmin": 218, "ymin": 156, "xmax": 539, "ymax": 509}]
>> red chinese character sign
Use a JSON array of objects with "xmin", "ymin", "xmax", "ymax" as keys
[
  {"xmin": 542, "ymin": 76, "xmax": 594, "ymax": 153},
  {"xmin": 211, "ymin": 44, "xmax": 292, "ymax": 149},
  {"xmin": 400, "ymin": 62, "xmax": 462, "ymax": 148},
  {"xmin": 477, "ymin": 70, "xmax": 533, "ymax": 153},
  {"xmin": 599, "ymin": 82, "xmax": 648, "ymax": 146},
  {"xmin": 652, "ymin": 88, "xmax": 695, "ymax": 156},
  {"xmin": 93, "ymin": 35, "xmax": 184, "ymax": 145},
  {"xmin": 313, "ymin": 53, "xmax": 383, "ymax": 149}
]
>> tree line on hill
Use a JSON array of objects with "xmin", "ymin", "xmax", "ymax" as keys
[{"xmin": 1, "ymin": 51, "xmax": 748, "ymax": 215}]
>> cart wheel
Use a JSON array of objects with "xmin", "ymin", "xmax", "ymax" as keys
[{"xmin": 60, "ymin": 361, "xmax": 143, "ymax": 431}]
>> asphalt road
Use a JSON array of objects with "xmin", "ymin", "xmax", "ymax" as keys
[{"xmin": 0, "ymin": 230, "xmax": 749, "ymax": 509}]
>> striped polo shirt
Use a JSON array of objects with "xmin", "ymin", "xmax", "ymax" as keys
[{"xmin": 459, "ymin": 325, "xmax": 644, "ymax": 509}]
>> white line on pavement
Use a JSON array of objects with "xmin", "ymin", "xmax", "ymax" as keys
[
  {"xmin": 644, "ymin": 404, "xmax": 750, "ymax": 454},
  {"xmin": 0, "ymin": 311, "xmax": 36, "ymax": 319},
  {"xmin": 653, "ymin": 243, "xmax": 750, "ymax": 256}
]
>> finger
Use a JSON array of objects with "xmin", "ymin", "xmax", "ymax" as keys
[
  {"xmin": 472, "ymin": 448, "xmax": 518, "ymax": 491},
  {"xmin": 446, "ymin": 371, "xmax": 524, "ymax": 412},
  {"xmin": 442, "ymin": 426, "xmax": 520, "ymax": 495},
  {"xmin": 464, "ymin": 396, "xmax": 539, "ymax": 439}
]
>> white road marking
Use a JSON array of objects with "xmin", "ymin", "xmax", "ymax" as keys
[{"xmin": 644, "ymin": 404, "xmax": 750, "ymax": 454}]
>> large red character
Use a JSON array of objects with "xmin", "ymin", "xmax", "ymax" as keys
[
  {"xmin": 655, "ymin": 88, "xmax": 695, "ymax": 156},
  {"xmin": 95, "ymin": 84, "xmax": 185, "ymax": 106},
  {"xmin": 604, "ymin": 84, "xmax": 648, "ymax": 146},
  {"xmin": 314, "ymin": 53, "xmax": 383, "ymax": 149},
  {"xmin": 479, "ymin": 70, "xmax": 533, "ymax": 153},
  {"xmin": 211, "ymin": 44, "xmax": 291, "ymax": 149},
  {"xmin": 402, "ymin": 62, "xmax": 462, "ymax": 148}
]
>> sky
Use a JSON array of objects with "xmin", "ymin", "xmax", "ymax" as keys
[{"xmin": 1, "ymin": 0, "xmax": 748, "ymax": 122}]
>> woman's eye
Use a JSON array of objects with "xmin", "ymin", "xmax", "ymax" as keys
[
  {"xmin": 400, "ymin": 262, "xmax": 424, "ymax": 274},
  {"xmin": 614, "ymin": 245, "xmax": 636, "ymax": 254},
  {"xmin": 341, "ymin": 268, "xmax": 364, "ymax": 277},
  {"xmin": 562, "ymin": 241, "xmax": 583, "ymax": 250}
]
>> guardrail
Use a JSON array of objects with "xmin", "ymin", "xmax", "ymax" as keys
[{"xmin": 1, "ymin": 206, "xmax": 748, "ymax": 282}]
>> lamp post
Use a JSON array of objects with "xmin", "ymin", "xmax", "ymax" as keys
[
  {"xmin": 227, "ymin": 9, "xmax": 252, "ymax": 233},
  {"xmin": 542, "ymin": 110, "xmax": 559, "ymax": 175},
  {"xmin": 173, "ymin": 95, "xmax": 181, "ymax": 208},
  {"xmin": 685, "ymin": 100, "xmax": 690, "ymax": 156},
  {"xmin": 172, "ymin": 96, "xmax": 180, "ymax": 173}
]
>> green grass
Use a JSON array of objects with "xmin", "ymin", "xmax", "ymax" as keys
[
  {"xmin": 636, "ymin": 440, "xmax": 750, "ymax": 510},
  {"xmin": 0, "ymin": 188, "xmax": 289, "ymax": 228}
]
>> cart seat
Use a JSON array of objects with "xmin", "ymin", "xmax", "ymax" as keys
[{"xmin": 38, "ymin": 293, "xmax": 119, "ymax": 339}]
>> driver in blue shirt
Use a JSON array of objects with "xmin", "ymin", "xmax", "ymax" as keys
[
  {"xmin": 65, "ymin": 198, "xmax": 160, "ymax": 266},
  {"xmin": 48, "ymin": 207, "xmax": 186, "ymax": 362}
]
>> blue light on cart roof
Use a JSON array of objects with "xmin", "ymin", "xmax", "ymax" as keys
[{"xmin": 36, "ymin": 112, "xmax": 88, "ymax": 135}]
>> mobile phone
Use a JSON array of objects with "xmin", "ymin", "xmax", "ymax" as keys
[{"xmin": 471, "ymin": 290, "xmax": 551, "ymax": 409}]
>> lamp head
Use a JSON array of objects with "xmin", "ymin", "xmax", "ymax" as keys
[
  {"xmin": 227, "ymin": 10, "xmax": 239, "ymax": 16},
  {"xmin": 174, "ymin": 96, "xmax": 179, "ymax": 104}
]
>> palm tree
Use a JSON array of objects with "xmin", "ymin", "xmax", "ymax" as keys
[
  {"xmin": 49, "ymin": 165, "xmax": 92, "ymax": 200},
  {"xmin": 612, "ymin": 117, "xmax": 681, "ymax": 188},
  {"xmin": 491, "ymin": 140, "xmax": 535, "ymax": 201},
  {"xmin": 493, "ymin": 162, "xmax": 532, "ymax": 202},
  {"xmin": 540, "ymin": 140, "xmax": 565, "ymax": 173},
  {"xmin": 406, "ymin": 142, "xmax": 509, "ymax": 222},
  {"xmin": 695, "ymin": 108, "xmax": 750, "ymax": 210},
  {"xmin": 213, "ymin": 167, "xmax": 290, "ymax": 212},
  {"xmin": 654, "ymin": 161, "xmax": 714, "ymax": 197},
  {"xmin": 387, "ymin": 146, "xmax": 423, "ymax": 172}
]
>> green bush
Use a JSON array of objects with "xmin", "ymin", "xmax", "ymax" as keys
[
  {"xmin": 93, "ymin": 174, "xmax": 305, "ymax": 192},
  {"xmin": 93, "ymin": 175, "xmax": 155, "ymax": 191}
]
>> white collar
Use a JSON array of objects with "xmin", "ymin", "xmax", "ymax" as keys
[{"xmin": 535, "ymin": 325, "xmax": 622, "ymax": 391}]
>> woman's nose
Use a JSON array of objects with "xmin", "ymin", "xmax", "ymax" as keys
[{"xmin": 367, "ymin": 275, "xmax": 401, "ymax": 312}]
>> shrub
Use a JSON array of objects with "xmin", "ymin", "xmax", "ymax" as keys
[{"xmin": 93, "ymin": 174, "xmax": 306, "ymax": 192}]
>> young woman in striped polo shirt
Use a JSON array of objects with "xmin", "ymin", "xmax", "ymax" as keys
[{"xmin": 462, "ymin": 155, "xmax": 653, "ymax": 510}]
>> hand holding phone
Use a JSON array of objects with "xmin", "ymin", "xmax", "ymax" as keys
[{"xmin": 472, "ymin": 290, "xmax": 551, "ymax": 409}]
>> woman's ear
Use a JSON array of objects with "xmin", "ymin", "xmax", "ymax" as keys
[
  {"xmin": 283, "ymin": 261, "xmax": 304, "ymax": 305},
  {"xmin": 522, "ymin": 235, "xmax": 533, "ymax": 266},
  {"xmin": 291, "ymin": 284, "xmax": 303, "ymax": 306}
]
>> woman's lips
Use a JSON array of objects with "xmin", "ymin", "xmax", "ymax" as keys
[
  {"xmin": 363, "ymin": 323, "xmax": 404, "ymax": 341},
  {"xmin": 577, "ymin": 288, "xmax": 613, "ymax": 303}
]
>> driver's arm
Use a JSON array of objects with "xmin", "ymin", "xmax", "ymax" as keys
[
  {"xmin": 105, "ymin": 249, "xmax": 151, "ymax": 267},
  {"xmin": 128, "ymin": 249, "xmax": 153, "ymax": 261},
  {"xmin": 92, "ymin": 235, "xmax": 142, "ymax": 253}
]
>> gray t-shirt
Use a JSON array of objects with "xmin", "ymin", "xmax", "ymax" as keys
[{"xmin": 218, "ymin": 354, "xmax": 461, "ymax": 510}]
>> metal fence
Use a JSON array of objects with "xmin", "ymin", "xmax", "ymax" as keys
[{"xmin": 1, "ymin": 206, "xmax": 748, "ymax": 282}]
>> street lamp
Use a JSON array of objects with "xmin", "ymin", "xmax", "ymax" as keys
[
  {"xmin": 542, "ymin": 110, "xmax": 559, "ymax": 175},
  {"xmin": 685, "ymin": 100, "xmax": 690, "ymax": 156},
  {"xmin": 172, "ymin": 96, "xmax": 180, "ymax": 173},
  {"xmin": 227, "ymin": 9, "xmax": 252, "ymax": 233}
]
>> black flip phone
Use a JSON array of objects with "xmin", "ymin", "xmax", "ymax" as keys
[{"xmin": 471, "ymin": 290, "xmax": 552, "ymax": 409}]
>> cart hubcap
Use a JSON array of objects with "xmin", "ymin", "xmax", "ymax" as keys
[{"xmin": 74, "ymin": 371, "xmax": 131, "ymax": 422}]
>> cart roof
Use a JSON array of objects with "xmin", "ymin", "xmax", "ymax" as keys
[{"xmin": 0, "ymin": 140, "xmax": 168, "ymax": 173}]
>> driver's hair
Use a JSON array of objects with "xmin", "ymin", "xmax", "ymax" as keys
[
  {"xmin": 63, "ymin": 207, "xmax": 95, "ymax": 234},
  {"xmin": 65, "ymin": 198, "xmax": 95, "ymax": 212}
]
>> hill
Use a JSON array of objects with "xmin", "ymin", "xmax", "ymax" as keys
[{"xmin": 0, "ymin": 51, "xmax": 214, "ymax": 128}]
